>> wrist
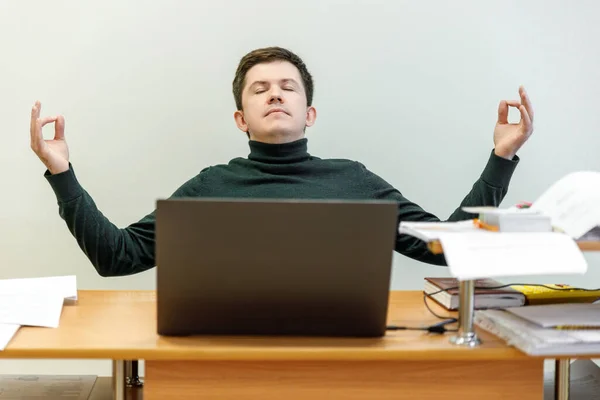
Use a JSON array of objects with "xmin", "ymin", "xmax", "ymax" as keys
[
  {"xmin": 494, "ymin": 147, "xmax": 515, "ymax": 160},
  {"xmin": 48, "ymin": 161, "xmax": 70, "ymax": 175}
]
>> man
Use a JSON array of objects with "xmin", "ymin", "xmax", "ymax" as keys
[{"xmin": 30, "ymin": 47, "xmax": 534, "ymax": 277}]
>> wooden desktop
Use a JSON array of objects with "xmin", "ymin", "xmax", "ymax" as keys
[{"xmin": 0, "ymin": 290, "xmax": 545, "ymax": 400}]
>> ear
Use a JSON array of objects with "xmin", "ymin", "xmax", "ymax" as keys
[
  {"xmin": 305, "ymin": 106, "xmax": 317, "ymax": 128},
  {"xmin": 233, "ymin": 110, "xmax": 248, "ymax": 133}
]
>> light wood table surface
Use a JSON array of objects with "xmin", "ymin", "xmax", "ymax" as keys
[{"xmin": 1, "ymin": 290, "xmax": 544, "ymax": 399}]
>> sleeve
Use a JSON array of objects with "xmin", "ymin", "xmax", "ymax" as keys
[
  {"xmin": 44, "ymin": 164, "xmax": 207, "ymax": 277},
  {"xmin": 361, "ymin": 150, "xmax": 519, "ymax": 266}
]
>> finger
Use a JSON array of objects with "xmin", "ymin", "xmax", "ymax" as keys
[
  {"xmin": 519, "ymin": 86, "xmax": 534, "ymax": 123},
  {"xmin": 32, "ymin": 116, "xmax": 58, "ymax": 148},
  {"xmin": 497, "ymin": 100, "xmax": 508, "ymax": 124},
  {"xmin": 504, "ymin": 100, "xmax": 522, "ymax": 108},
  {"xmin": 39, "ymin": 115, "xmax": 58, "ymax": 129},
  {"xmin": 497, "ymin": 99, "xmax": 523, "ymax": 124},
  {"xmin": 30, "ymin": 101, "xmax": 41, "ymax": 143},
  {"xmin": 31, "ymin": 100, "xmax": 41, "ymax": 119},
  {"xmin": 519, "ymin": 105, "xmax": 532, "ymax": 133},
  {"xmin": 54, "ymin": 115, "xmax": 65, "ymax": 140}
]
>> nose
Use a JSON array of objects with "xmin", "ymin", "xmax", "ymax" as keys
[{"xmin": 268, "ymin": 88, "xmax": 284, "ymax": 104}]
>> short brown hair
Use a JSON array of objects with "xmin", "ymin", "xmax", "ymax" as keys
[{"xmin": 232, "ymin": 46, "xmax": 314, "ymax": 111}]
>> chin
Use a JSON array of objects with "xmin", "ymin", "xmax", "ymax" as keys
[
  {"xmin": 252, "ymin": 126, "xmax": 304, "ymax": 142},
  {"xmin": 266, "ymin": 122, "xmax": 302, "ymax": 136}
]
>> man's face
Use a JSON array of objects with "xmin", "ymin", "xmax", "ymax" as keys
[{"xmin": 234, "ymin": 61, "xmax": 316, "ymax": 143}]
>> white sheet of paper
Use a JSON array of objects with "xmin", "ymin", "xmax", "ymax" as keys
[
  {"xmin": 0, "ymin": 275, "xmax": 77, "ymax": 300},
  {"xmin": 438, "ymin": 231, "xmax": 588, "ymax": 280},
  {"xmin": 505, "ymin": 303, "xmax": 600, "ymax": 328},
  {"xmin": 398, "ymin": 220, "xmax": 478, "ymax": 241},
  {"xmin": 462, "ymin": 206, "xmax": 540, "ymax": 215},
  {"xmin": 0, "ymin": 292, "xmax": 65, "ymax": 328},
  {"xmin": 0, "ymin": 323, "xmax": 20, "ymax": 350},
  {"xmin": 531, "ymin": 171, "xmax": 600, "ymax": 239}
]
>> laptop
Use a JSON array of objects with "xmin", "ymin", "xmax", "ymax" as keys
[{"xmin": 155, "ymin": 198, "xmax": 398, "ymax": 337}]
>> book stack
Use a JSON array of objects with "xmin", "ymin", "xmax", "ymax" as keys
[
  {"xmin": 424, "ymin": 277, "xmax": 600, "ymax": 310},
  {"xmin": 424, "ymin": 277, "xmax": 526, "ymax": 310}
]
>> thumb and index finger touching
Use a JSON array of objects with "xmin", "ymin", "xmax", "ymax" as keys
[
  {"xmin": 30, "ymin": 101, "xmax": 66, "ymax": 143},
  {"xmin": 496, "ymin": 86, "xmax": 534, "ymax": 131}
]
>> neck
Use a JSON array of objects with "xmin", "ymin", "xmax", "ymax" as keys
[{"xmin": 247, "ymin": 137, "xmax": 311, "ymax": 164}]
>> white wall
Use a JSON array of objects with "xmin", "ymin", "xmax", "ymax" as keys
[{"xmin": 1, "ymin": 0, "xmax": 599, "ymax": 375}]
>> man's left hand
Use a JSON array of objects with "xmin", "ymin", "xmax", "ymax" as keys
[{"xmin": 493, "ymin": 86, "xmax": 534, "ymax": 160}]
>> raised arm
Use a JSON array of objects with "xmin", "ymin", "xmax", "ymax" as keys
[
  {"xmin": 366, "ymin": 86, "xmax": 534, "ymax": 265},
  {"xmin": 30, "ymin": 101, "xmax": 198, "ymax": 277}
]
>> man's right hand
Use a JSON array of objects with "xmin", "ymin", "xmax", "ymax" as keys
[{"xmin": 30, "ymin": 101, "xmax": 70, "ymax": 175}]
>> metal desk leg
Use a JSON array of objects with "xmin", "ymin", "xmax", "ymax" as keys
[
  {"xmin": 112, "ymin": 360, "xmax": 126, "ymax": 400},
  {"xmin": 555, "ymin": 358, "xmax": 571, "ymax": 400},
  {"xmin": 125, "ymin": 360, "xmax": 144, "ymax": 387},
  {"xmin": 450, "ymin": 279, "xmax": 482, "ymax": 347}
]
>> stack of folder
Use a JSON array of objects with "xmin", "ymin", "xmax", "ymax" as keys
[{"xmin": 474, "ymin": 302, "xmax": 600, "ymax": 356}]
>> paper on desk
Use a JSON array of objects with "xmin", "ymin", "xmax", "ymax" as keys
[
  {"xmin": 462, "ymin": 206, "xmax": 540, "ymax": 215},
  {"xmin": 398, "ymin": 220, "xmax": 477, "ymax": 242},
  {"xmin": 505, "ymin": 303, "xmax": 600, "ymax": 328},
  {"xmin": 438, "ymin": 231, "xmax": 588, "ymax": 280},
  {"xmin": 545, "ymin": 359, "xmax": 600, "ymax": 400},
  {"xmin": 0, "ymin": 292, "xmax": 65, "ymax": 328},
  {"xmin": 530, "ymin": 171, "xmax": 600, "ymax": 239},
  {"xmin": 0, "ymin": 275, "xmax": 77, "ymax": 301},
  {"xmin": 0, "ymin": 323, "xmax": 20, "ymax": 350}
]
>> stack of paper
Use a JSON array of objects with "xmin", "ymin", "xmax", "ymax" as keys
[
  {"xmin": 474, "ymin": 303, "xmax": 600, "ymax": 356},
  {"xmin": 0, "ymin": 275, "xmax": 77, "ymax": 350}
]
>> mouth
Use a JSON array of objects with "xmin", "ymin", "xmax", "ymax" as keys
[{"xmin": 265, "ymin": 108, "xmax": 288, "ymax": 116}]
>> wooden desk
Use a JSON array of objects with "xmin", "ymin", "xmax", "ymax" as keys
[{"xmin": 1, "ymin": 290, "xmax": 543, "ymax": 399}]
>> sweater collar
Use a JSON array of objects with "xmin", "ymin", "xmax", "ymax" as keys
[{"xmin": 247, "ymin": 138, "xmax": 311, "ymax": 163}]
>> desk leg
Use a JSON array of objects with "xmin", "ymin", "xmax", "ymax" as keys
[
  {"xmin": 555, "ymin": 358, "xmax": 571, "ymax": 400},
  {"xmin": 125, "ymin": 360, "xmax": 144, "ymax": 388},
  {"xmin": 450, "ymin": 279, "xmax": 482, "ymax": 347},
  {"xmin": 112, "ymin": 360, "xmax": 126, "ymax": 400}
]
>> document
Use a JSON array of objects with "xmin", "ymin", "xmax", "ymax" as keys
[
  {"xmin": 0, "ymin": 292, "xmax": 65, "ymax": 328},
  {"xmin": 475, "ymin": 308, "xmax": 600, "ymax": 356},
  {"xmin": 0, "ymin": 323, "xmax": 20, "ymax": 350},
  {"xmin": 0, "ymin": 275, "xmax": 78, "ymax": 351},
  {"xmin": 398, "ymin": 220, "xmax": 478, "ymax": 242},
  {"xmin": 438, "ymin": 231, "xmax": 588, "ymax": 280},
  {"xmin": 0, "ymin": 275, "xmax": 77, "ymax": 301},
  {"xmin": 530, "ymin": 171, "xmax": 600, "ymax": 239},
  {"xmin": 505, "ymin": 303, "xmax": 600, "ymax": 329}
]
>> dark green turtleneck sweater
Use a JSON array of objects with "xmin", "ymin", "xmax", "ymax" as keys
[{"xmin": 45, "ymin": 138, "xmax": 518, "ymax": 277}]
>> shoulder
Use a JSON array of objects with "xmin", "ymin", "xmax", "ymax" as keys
[
  {"xmin": 169, "ymin": 162, "xmax": 238, "ymax": 197},
  {"xmin": 169, "ymin": 167, "xmax": 212, "ymax": 198}
]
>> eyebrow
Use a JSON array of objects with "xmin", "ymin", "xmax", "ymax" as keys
[{"xmin": 248, "ymin": 79, "xmax": 300, "ymax": 90}]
